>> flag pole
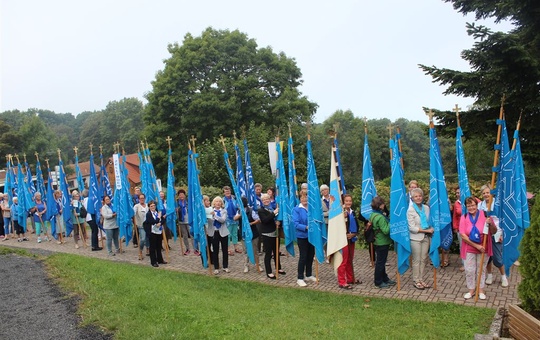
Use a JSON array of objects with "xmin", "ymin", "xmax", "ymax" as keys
[
  {"xmin": 188, "ymin": 139, "xmax": 212, "ymax": 274},
  {"xmin": 364, "ymin": 119, "xmax": 375, "ymax": 269},
  {"xmin": 73, "ymin": 147, "xmax": 88, "ymax": 248},
  {"xmin": 274, "ymin": 135, "xmax": 281, "ymax": 279},
  {"xmin": 426, "ymin": 109, "xmax": 438, "ymax": 290},
  {"xmin": 306, "ymin": 125, "xmax": 320, "ymax": 283},
  {"xmin": 35, "ymin": 152, "xmax": 50, "ymax": 241},
  {"xmin": 387, "ymin": 124, "xmax": 402, "ymax": 291},
  {"xmin": 98, "ymin": 145, "xmax": 106, "ymax": 248},
  {"xmin": 475, "ymin": 95, "xmax": 505, "ymax": 302},
  {"xmin": 288, "ymin": 123, "xmax": 299, "ymax": 200},
  {"xmin": 133, "ymin": 144, "xmax": 143, "ymax": 260}
]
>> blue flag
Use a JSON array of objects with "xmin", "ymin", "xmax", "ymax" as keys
[
  {"xmin": 17, "ymin": 163, "xmax": 36, "ymax": 232},
  {"xmin": 58, "ymin": 159, "xmax": 73, "ymax": 236},
  {"xmin": 361, "ymin": 133, "xmax": 377, "ymax": 220},
  {"xmin": 456, "ymin": 126, "xmax": 472, "ymax": 203},
  {"xmin": 166, "ymin": 149, "xmax": 177, "ymax": 240},
  {"xmin": 243, "ymin": 139, "xmax": 257, "ymax": 209},
  {"xmin": 429, "ymin": 126, "xmax": 453, "ymax": 268},
  {"xmin": 35, "ymin": 160, "xmax": 46, "ymax": 200},
  {"xmin": 287, "ymin": 135, "xmax": 299, "ymax": 208},
  {"xmin": 275, "ymin": 141, "xmax": 295, "ymax": 256},
  {"xmin": 234, "ymin": 143, "xmax": 247, "ymax": 199},
  {"xmin": 188, "ymin": 149, "xmax": 209, "ymax": 268},
  {"xmin": 145, "ymin": 147, "xmax": 161, "ymax": 210},
  {"xmin": 25, "ymin": 162, "xmax": 37, "ymax": 197},
  {"xmin": 100, "ymin": 154, "xmax": 113, "ymax": 200},
  {"xmin": 87, "ymin": 154, "xmax": 99, "ymax": 215},
  {"xmin": 223, "ymin": 151, "xmax": 255, "ymax": 264},
  {"xmin": 389, "ymin": 138, "xmax": 411, "ymax": 275},
  {"xmin": 75, "ymin": 154, "xmax": 85, "ymax": 191},
  {"xmin": 306, "ymin": 139, "xmax": 327, "ymax": 263}
]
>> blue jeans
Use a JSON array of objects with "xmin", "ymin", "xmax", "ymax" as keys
[
  {"xmin": 3, "ymin": 217, "xmax": 10, "ymax": 235},
  {"xmin": 138, "ymin": 227, "xmax": 149, "ymax": 251},
  {"xmin": 105, "ymin": 228, "xmax": 120, "ymax": 253}
]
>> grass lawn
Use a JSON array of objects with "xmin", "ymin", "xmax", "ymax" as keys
[{"xmin": 38, "ymin": 253, "xmax": 496, "ymax": 339}]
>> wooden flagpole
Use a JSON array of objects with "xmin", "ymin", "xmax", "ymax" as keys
[
  {"xmin": 73, "ymin": 146, "xmax": 88, "ymax": 248},
  {"xmin": 364, "ymin": 118, "xmax": 375, "ymax": 269},
  {"xmin": 475, "ymin": 95, "xmax": 505, "ymax": 302},
  {"xmin": 190, "ymin": 136, "xmax": 212, "ymax": 275},
  {"xmin": 387, "ymin": 124, "xmax": 402, "ymax": 291}
]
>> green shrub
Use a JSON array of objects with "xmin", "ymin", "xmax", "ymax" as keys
[{"xmin": 517, "ymin": 197, "xmax": 540, "ymax": 316}]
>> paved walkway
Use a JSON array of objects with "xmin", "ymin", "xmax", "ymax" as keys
[{"xmin": 2, "ymin": 234, "xmax": 521, "ymax": 309}]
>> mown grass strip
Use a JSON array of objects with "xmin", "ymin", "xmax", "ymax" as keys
[{"xmin": 45, "ymin": 253, "xmax": 494, "ymax": 339}]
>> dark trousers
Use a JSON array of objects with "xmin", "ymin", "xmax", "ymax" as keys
[
  {"xmin": 89, "ymin": 214, "xmax": 99, "ymax": 249},
  {"xmin": 262, "ymin": 235, "xmax": 281, "ymax": 274},
  {"xmin": 297, "ymin": 238, "xmax": 314, "ymax": 280},
  {"xmin": 212, "ymin": 231, "xmax": 228, "ymax": 270},
  {"xmin": 374, "ymin": 244, "xmax": 390, "ymax": 286},
  {"xmin": 149, "ymin": 232, "xmax": 164, "ymax": 265}
]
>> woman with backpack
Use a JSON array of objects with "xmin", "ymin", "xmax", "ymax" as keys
[
  {"xmin": 459, "ymin": 196, "xmax": 497, "ymax": 300},
  {"xmin": 369, "ymin": 196, "xmax": 396, "ymax": 289}
]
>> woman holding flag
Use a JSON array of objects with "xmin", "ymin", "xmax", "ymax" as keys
[
  {"xmin": 31, "ymin": 192, "xmax": 49, "ymax": 243},
  {"xmin": 459, "ymin": 196, "xmax": 497, "ymax": 299},
  {"xmin": 144, "ymin": 200, "xmax": 166, "ymax": 267},
  {"xmin": 258, "ymin": 193, "xmax": 285, "ymax": 279},
  {"xmin": 338, "ymin": 194, "xmax": 360, "ymax": 289},
  {"xmin": 101, "ymin": 195, "xmax": 120, "ymax": 256},
  {"xmin": 407, "ymin": 188, "xmax": 434, "ymax": 290},
  {"xmin": 293, "ymin": 193, "xmax": 316, "ymax": 287},
  {"xmin": 208, "ymin": 196, "xmax": 229, "ymax": 275}
]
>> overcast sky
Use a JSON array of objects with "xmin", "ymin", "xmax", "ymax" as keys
[{"xmin": 1, "ymin": 0, "xmax": 511, "ymax": 124}]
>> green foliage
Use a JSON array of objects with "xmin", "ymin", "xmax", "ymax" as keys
[
  {"xmin": 144, "ymin": 27, "xmax": 317, "ymax": 177},
  {"xmin": 419, "ymin": 0, "xmax": 540, "ymax": 166},
  {"xmin": 0, "ymin": 120, "xmax": 22, "ymax": 156},
  {"xmin": 518, "ymin": 198, "xmax": 540, "ymax": 315},
  {"xmin": 46, "ymin": 253, "xmax": 494, "ymax": 339}
]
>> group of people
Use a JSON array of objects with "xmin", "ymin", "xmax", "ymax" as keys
[
  {"xmin": 1, "ymin": 179, "xmax": 516, "ymax": 299},
  {"xmin": 368, "ymin": 180, "xmax": 513, "ymax": 301}
]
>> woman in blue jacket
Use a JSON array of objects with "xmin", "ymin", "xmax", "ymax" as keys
[{"xmin": 293, "ymin": 193, "xmax": 316, "ymax": 287}]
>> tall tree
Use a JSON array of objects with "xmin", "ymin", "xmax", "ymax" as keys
[
  {"xmin": 419, "ymin": 0, "xmax": 540, "ymax": 165},
  {"xmin": 145, "ymin": 27, "xmax": 317, "ymax": 178},
  {"xmin": 100, "ymin": 98, "xmax": 145, "ymax": 157}
]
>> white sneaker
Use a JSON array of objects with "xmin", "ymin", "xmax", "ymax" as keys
[
  {"xmin": 223, "ymin": 268, "xmax": 230, "ymax": 273},
  {"xmin": 501, "ymin": 275, "xmax": 509, "ymax": 287},
  {"xmin": 485, "ymin": 273, "xmax": 493, "ymax": 285},
  {"xmin": 213, "ymin": 270, "xmax": 219, "ymax": 275},
  {"xmin": 305, "ymin": 276, "xmax": 317, "ymax": 282},
  {"xmin": 258, "ymin": 266, "xmax": 264, "ymax": 272},
  {"xmin": 37, "ymin": 238, "xmax": 42, "ymax": 243},
  {"xmin": 297, "ymin": 279, "xmax": 307, "ymax": 287},
  {"xmin": 479, "ymin": 293, "xmax": 487, "ymax": 300},
  {"xmin": 243, "ymin": 265, "xmax": 249, "ymax": 273}
]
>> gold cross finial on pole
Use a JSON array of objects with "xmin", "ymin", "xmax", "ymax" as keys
[
  {"xmin": 190, "ymin": 135, "xmax": 197, "ymax": 152},
  {"xmin": 45, "ymin": 158, "xmax": 49, "ymax": 169},
  {"xmin": 23, "ymin": 153, "xmax": 27, "ymax": 163},
  {"xmin": 89, "ymin": 143, "xmax": 93, "ymax": 155},
  {"xmin": 34, "ymin": 151, "xmax": 39, "ymax": 163},
  {"xmin": 453, "ymin": 104, "xmax": 462, "ymax": 127},
  {"xmin": 363, "ymin": 116, "xmax": 368, "ymax": 133},
  {"xmin": 233, "ymin": 130, "xmax": 237, "ymax": 142},
  {"xmin": 386, "ymin": 123, "xmax": 393, "ymax": 139},
  {"xmin": 73, "ymin": 146, "xmax": 79, "ymax": 156},
  {"xmin": 333, "ymin": 123, "xmax": 340, "ymax": 136},
  {"xmin": 57, "ymin": 148, "xmax": 62, "ymax": 161},
  {"xmin": 14, "ymin": 153, "xmax": 20, "ymax": 164},
  {"xmin": 218, "ymin": 134, "xmax": 227, "ymax": 152},
  {"xmin": 166, "ymin": 136, "xmax": 172, "ymax": 149},
  {"xmin": 425, "ymin": 109, "xmax": 434, "ymax": 122},
  {"xmin": 113, "ymin": 142, "xmax": 120, "ymax": 153},
  {"xmin": 99, "ymin": 144, "xmax": 103, "ymax": 155}
]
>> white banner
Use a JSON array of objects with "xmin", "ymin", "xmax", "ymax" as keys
[{"xmin": 113, "ymin": 154, "xmax": 122, "ymax": 190}]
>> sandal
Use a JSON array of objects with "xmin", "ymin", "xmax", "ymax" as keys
[
  {"xmin": 421, "ymin": 282, "xmax": 431, "ymax": 288},
  {"xmin": 228, "ymin": 251, "xmax": 234, "ymax": 256},
  {"xmin": 339, "ymin": 284, "xmax": 353, "ymax": 290},
  {"xmin": 441, "ymin": 261, "xmax": 449, "ymax": 268},
  {"xmin": 413, "ymin": 282, "xmax": 425, "ymax": 290}
]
